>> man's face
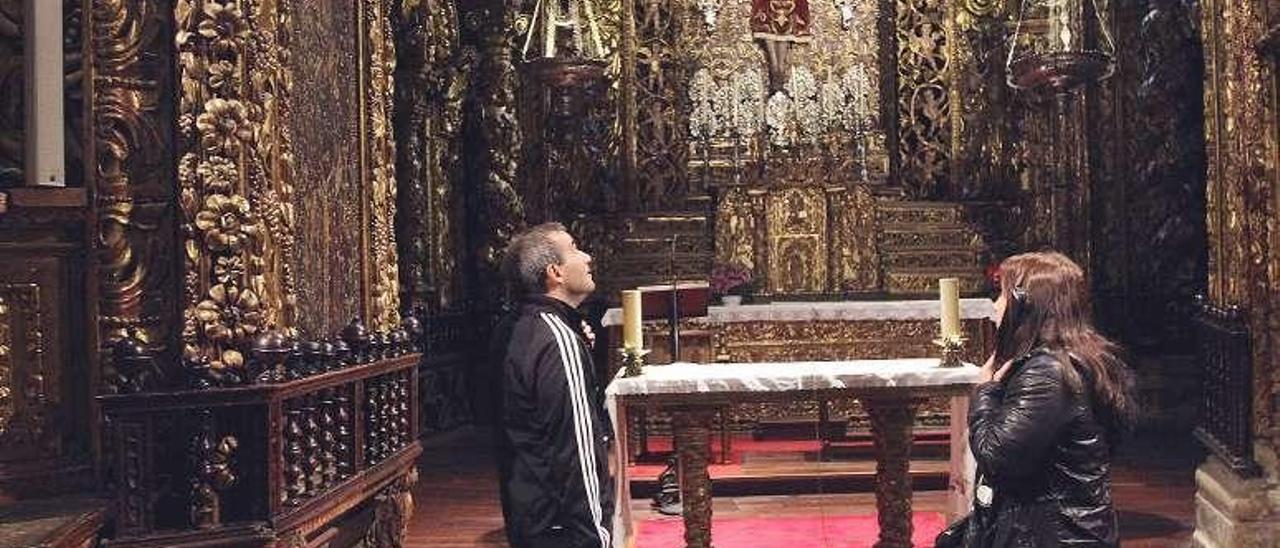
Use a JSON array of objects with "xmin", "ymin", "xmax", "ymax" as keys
[{"xmin": 547, "ymin": 230, "xmax": 595, "ymax": 302}]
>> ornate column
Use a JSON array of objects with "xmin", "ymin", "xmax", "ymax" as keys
[
  {"xmin": 865, "ymin": 396, "xmax": 918, "ymax": 548},
  {"xmin": 672, "ymin": 406, "xmax": 717, "ymax": 548}
]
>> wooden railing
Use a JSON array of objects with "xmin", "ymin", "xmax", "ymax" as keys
[
  {"xmin": 1192, "ymin": 295, "xmax": 1261, "ymax": 477},
  {"xmin": 98, "ymin": 320, "xmax": 421, "ymax": 547}
]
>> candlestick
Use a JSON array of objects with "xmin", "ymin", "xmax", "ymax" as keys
[
  {"xmin": 939, "ymin": 277, "xmax": 961, "ymax": 338},
  {"xmin": 934, "ymin": 336, "xmax": 966, "ymax": 368},
  {"xmin": 622, "ymin": 289, "xmax": 643, "ymax": 350},
  {"xmin": 620, "ymin": 347, "xmax": 649, "ymax": 378}
]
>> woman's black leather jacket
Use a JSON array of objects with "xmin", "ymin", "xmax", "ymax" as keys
[{"xmin": 967, "ymin": 348, "xmax": 1119, "ymax": 547}]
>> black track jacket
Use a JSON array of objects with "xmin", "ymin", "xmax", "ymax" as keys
[{"xmin": 491, "ymin": 295, "xmax": 614, "ymax": 548}]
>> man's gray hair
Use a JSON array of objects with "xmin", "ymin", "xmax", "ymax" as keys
[{"xmin": 501, "ymin": 222, "xmax": 567, "ymax": 297}]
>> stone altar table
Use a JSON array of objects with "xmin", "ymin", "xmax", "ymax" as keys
[
  {"xmin": 602, "ymin": 299, "xmax": 994, "ymax": 459},
  {"xmin": 607, "ymin": 359, "xmax": 980, "ymax": 548}
]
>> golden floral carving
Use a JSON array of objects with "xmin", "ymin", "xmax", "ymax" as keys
[
  {"xmin": 194, "ymin": 283, "xmax": 263, "ymax": 348},
  {"xmin": 194, "ymin": 194, "xmax": 260, "ymax": 252},
  {"xmin": 177, "ymin": 0, "xmax": 296, "ymax": 372},
  {"xmin": 197, "ymin": 98, "xmax": 254, "ymax": 156},
  {"xmin": 365, "ymin": 0, "xmax": 402, "ymax": 331},
  {"xmin": 196, "ymin": 0, "xmax": 249, "ymax": 55}
]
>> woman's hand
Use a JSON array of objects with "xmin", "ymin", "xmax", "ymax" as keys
[{"xmin": 979, "ymin": 353, "xmax": 1016, "ymax": 383}]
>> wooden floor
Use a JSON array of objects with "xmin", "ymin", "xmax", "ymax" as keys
[{"xmin": 405, "ymin": 427, "xmax": 1199, "ymax": 547}]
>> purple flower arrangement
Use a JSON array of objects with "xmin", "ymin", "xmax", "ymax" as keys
[{"xmin": 709, "ymin": 263, "xmax": 754, "ymax": 296}]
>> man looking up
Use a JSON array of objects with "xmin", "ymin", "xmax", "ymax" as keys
[{"xmin": 490, "ymin": 222, "xmax": 614, "ymax": 548}]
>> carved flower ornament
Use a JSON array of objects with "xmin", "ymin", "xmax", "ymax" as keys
[
  {"xmin": 197, "ymin": 1, "xmax": 249, "ymax": 55},
  {"xmin": 195, "ymin": 283, "xmax": 263, "ymax": 347},
  {"xmin": 195, "ymin": 193, "xmax": 259, "ymax": 252},
  {"xmin": 196, "ymin": 98, "xmax": 254, "ymax": 155}
]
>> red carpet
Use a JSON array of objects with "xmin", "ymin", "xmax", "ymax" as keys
[{"xmin": 636, "ymin": 512, "xmax": 945, "ymax": 547}]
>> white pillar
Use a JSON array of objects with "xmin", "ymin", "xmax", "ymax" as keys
[{"xmin": 25, "ymin": 0, "xmax": 65, "ymax": 187}]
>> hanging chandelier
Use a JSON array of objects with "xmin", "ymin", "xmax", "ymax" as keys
[
  {"xmin": 520, "ymin": 0, "xmax": 608, "ymax": 88},
  {"xmin": 1006, "ymin": 0, "xmax": 1115, "ymax": 93}
]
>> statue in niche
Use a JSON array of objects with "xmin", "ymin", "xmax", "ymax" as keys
[{"xmin": 750, "ymin": 0, "xmax": 811, "ymax": 92}]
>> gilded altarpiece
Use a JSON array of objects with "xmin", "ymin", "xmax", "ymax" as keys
[
  {"xmin": 393, "ymin": 0, "xmax": 468, "ymax": 312},
  {"xmin": 175, "ymin": 0, "xmax": 401, "ymax": 374},
  {"xmin": 1200, "ymin": 0, "xmax": 1280, "ymax": 446},
  {"xmin": 717, "ymin": 184, "xmax": 879, "ymax": 294},
  {"xmin": 614, "ymin": 0, "xmax": 1010, "ymax": 296}
]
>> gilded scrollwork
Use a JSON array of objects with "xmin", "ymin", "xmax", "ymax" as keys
[
  {"xmin": 896, "ymin": 0, "xmax": 951, "ymax": 198},
  {"xmin": 629, "ymin": 0, "xmax": 689, "ymax": 209},
  {"xmin": 92, "ymin": 0, "xmax": 182, "ymax": 385},
  {"xmin": 366, "ymin": 0, "xmax": 403, "ymax": 331},
  {"xmin": 830, "ymin": 185, "xmax": 879, "ymax": 291}
]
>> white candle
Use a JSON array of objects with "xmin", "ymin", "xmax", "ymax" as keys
[
  {"xmin": 622, "ymin": 290, "xmax": 643, "ymax": 350},
  {"xmin": 939, "ymin": 278, "xmax": 961, "ymax": 338}
]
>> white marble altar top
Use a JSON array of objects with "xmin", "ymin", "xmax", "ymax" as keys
[
  {"xmin": 606, "ymin": 358, "xmax": 982, "ymax": 397},
  {"xmin": 601, "ymin": 298, "xmax": 996, "ymax": 326}
]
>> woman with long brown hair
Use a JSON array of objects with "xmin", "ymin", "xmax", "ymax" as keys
[{"xmin": 938, "ymin": 251, "xmax": 1136, "ymax": 547}]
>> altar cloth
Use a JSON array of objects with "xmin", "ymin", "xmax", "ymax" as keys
[
  {"xmin": 606, "ymin": 358, "xmax": 981, "ymax": 396},
  {"xmin": 601, "ymin": 298, "xmax": 996, "ymax": 326}
]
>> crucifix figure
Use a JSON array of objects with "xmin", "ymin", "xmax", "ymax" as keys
[{"xmin": 750, "ymin": 0, "xmax": 812, "ymax": 92}]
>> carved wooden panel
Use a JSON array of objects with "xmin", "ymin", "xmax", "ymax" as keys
[
  {"xmin": 766, "ymin": 187, "xmax": 827, "ymax": 293},
  {"xmin": 896, "ymin": 0, "xmax": 950, "ymax": 197},
  {"xmin": 393, "ymin": 0, "xmax": 468, "ymax": 312},
  {"xmin": 0, "ymin": 281, "xmax": 57, "ymax": 462},
  {"xmin": 0, "ymin": 247, "xmax": 90, "ymax": 496},
  {"xmin": 630, "ymin": 0, "xmax": 690, "ymax": 209},
  {"xmin": 459, "ymin": 3, "xmax": 524, "ymax": 308},
  {"xmin": 289, "ymin": 1, "xmax": 365, "ymax": 338},
  {"xmin": 1091, "ymin": 0, "xmax": 1206, "ymax": 353},
  {"xmin": 830, "ymin": 185, "xmax": 880, "ymax": 291}
]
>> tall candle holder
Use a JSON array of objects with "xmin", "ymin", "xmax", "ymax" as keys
[
  {"xmin": 934, "ymin": 334, "xmax": 966, "ymax": 368},
  {"xmin": 620, "ymin": 347, "xmax": 650, "ymax": 378}
]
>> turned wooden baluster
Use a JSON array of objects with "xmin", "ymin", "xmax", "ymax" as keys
[
  {"xmin": 335, "ymin": 390, "xmax": 354, "ymax": 479},
  {"xmin": 319, "ymin": 389, "xmax": 339, "ymax": 488},
  {"xmin": 284, "ymin": 406, "xmax": 306, "ymax": 504}
]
